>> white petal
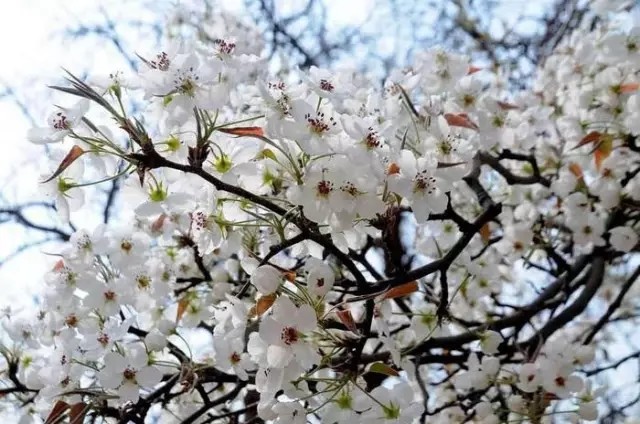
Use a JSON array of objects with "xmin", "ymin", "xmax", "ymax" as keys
[
  {"xmin": 411, "ymin": 199, "xmax": 430, "ymax": 222},
  {"xmin": 295, "ymin": 304, "xmax": 317, "ymax": 332},
  {"xmin": 428, "ymin": 191, "xmax": 448, "ymax": 214},
  {"xmin": 259, "ymin": 317, "xmax": 283, "ymax": 346},
  {"xmin": 137, "ymin": 366, "xmax": 162, "ymax": 387},
  {"xmin": 134, "ymin": 201, "xmax": 163, "ymax": 217},
  {"xmin": 128, "ymin": 346, "xmax": 148, "ymax": 369},
  {"xmin": 27, "ymin": 127, "xmax": 63, "ymax": 144},
  {"xmin": 267, "ymin": 344, "xmax": 293, "ymax": 368},
  {"xmin": 272, "ymin": 296, "xmax": 297, "ymax": 323},
  {"xmin": 69, "ymin": 99, "xmax": 90, "ymax": 120},
  {"xmin": 118, "ymin": 382, "xmax": 140, "ymax": 403},
  {"xmin": 255, "ymin": 367, "xmax": 283, "ymax": 395},
  {"xmin": 291, "ymin": 343, "xmax": 320, "ymax": 369},
  {"xmin": 104, "ymin": 352, "xmax": 127, "ymax": 372},
  {"xmin": 55, "ymin": 196, "xmax": 70, "ymax": 222},
  {"xmin": 98, "ymin": 370, "xmax": 122, "ymax": 390},
  {"xmin": 67, "ymin": 188, "xmax": 85, "ymax": 210}
]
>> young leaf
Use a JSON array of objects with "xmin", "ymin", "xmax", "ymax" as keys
[
  {"xmin": 41, "ymin": 145, "xmax": 85, "ymax": 183},
  {"xmin": 619, "ymin": 82, "xmax": 639, "ymax": 94},
  {"xmin": 69, "ymin": 402, "xmax": 89, "ymax": 424},
  {"xmin": 336, "ymin": 308, "xmax": 359, "ymax": 334},
  {"xmin": 437, "ymin": 161, "xmax": 467, "ymax": 169},
  {"xmin": 572, "ymin": 131, "xmax": 603, "ymax": 150},
  {"xmin": 366, "ymin": 362, "xmax": 399, "ymax": 377},
  {"xmin": 594, "ymin": 136, "xmax": 613, "ymax": 171},
  {"xmin": 444, "ymin": 113, "xmax": 479, "ymax": 130},
  {"xmin": 258, "ymin": 148, "xmax": 277, "ymax": 161},
  {"xmin": 45, "ymin": 400, "xmax": 70, "ymax": 424},
  {"xmin": 568, "ymin": 163, "xmax": 586, "ymax": 189},
  {"xmin": 467, "ymin": 65, "xmax": 482, "ymax": 75},
  {"xmin": 249, "ymin": 293, "xmax": 277, "ymax": 318},
  {"xmin": 283, "ymin": 270, "xmax": 297, "ymax": 282},
  {"xmin": 176, "ymin": 297, "xmax": 189, "ymax": 323},
  {"xmin": 382, "ymin": 281, "xmax": 418, "ymax": 300},
  {"xmin": 568, "ymin": 162, "xmax": 582, "ymax": 177},
  {"xmin": 219, "ymin": 127, "xmax": 265, "ymax": 137},
  {"xmin": 496, "ymin": 101, "xmax": 519, "ymax": 111}
]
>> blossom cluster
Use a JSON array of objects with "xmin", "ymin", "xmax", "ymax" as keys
[{"xmin": 2, "ymin": 2, "xmax": 639, "ymax": 423}]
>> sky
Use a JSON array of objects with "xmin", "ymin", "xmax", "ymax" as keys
[{"xmin": 0, "ymin": 1, "xmax": 154, "ymax": 308}]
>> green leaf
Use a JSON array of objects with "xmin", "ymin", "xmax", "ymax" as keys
[
  {"xmin": 366, "ymin": 362, "xmax": 399, "ymax": 377},
  {"xmin": 259, "ymin": 148, "xmax": 277, "ymax": 161}
]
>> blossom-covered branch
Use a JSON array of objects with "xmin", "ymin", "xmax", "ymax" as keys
[{"xmin": 3, "ymin": 2, "xmax": 640, "ymax": 423}]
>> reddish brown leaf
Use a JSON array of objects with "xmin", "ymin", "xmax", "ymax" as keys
[
  {"xmin": 568, "ymin": 163, "xmax": 584, "ymax": 179},
  {"xmin": 69, "ymin": 402, "xmax": 89, "ymax": 424},
  {"xmin": 568, "ymin": 162, "xmax": 586, "ymax": 190},
  {"xmin": 176, "ymin": 297, "xmax": 189, "ymax": 323},
  {"xmin": 218, "ymin": 127, "xmax": 265, "ymax": 137},
  {"xmin": 444, "ymin": 113, "xmax": 479, "ymax": 130},
  {"xmin": 283, "ymin": 271, "xmax": 297, "ymax": 282},
  {"xmin": 467, "ymin": 65, "xmax": 482, "ymax": 75},
  {"xmin": 45, "ymin": 400, "xmax": 70, "ymax": 424},
  {"xmin": 572, "ymin": 131, "xmax": 603, "ymax": 150},
  {"xmin": 249, "ymin": 293, "xmax": 277, "ymax": 318},
  {"xmin": 336, "ymin": 308, "xmax": 359, "ymax": 334},
  {"xmin": 383, "ymin": 281, "xmax": 418, "ymax": 300},
  {"xmin": 496, "ymin": 101, "xmax": 519, "ymax": 111},
  {"xmin": 619, "ymin": 82, "xmax": 639, "ymax": 94},
  {"xmin": 479, "ymin": 223, "xmax": 491, "ymax": 244},
  {"xmin": 41, "ymin": 145, "xmax": 85, "ymax": 183}
]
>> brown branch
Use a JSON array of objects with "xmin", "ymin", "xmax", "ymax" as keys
[
  {"xmin": 583, "ymin": 265, "xmax": 640, "ymax": 345},
  {"xmin": 362, "ymin": 202, "xmax": 502, "ymax": 294}
]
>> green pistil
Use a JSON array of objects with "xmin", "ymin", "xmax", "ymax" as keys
[
  {"xmin": 263, "ymin": 169, "xmax": 283, "ymax": 192},
  {"xmin": 336, "ymin": 392, "xmax": 352, "ymax": 410},
  {"xmin": 214, "ymin": 153, "xmax": 233, "ymax": 174},
  {"xmin": 57, "ymin": 178, "xmax": 74, "ymax": 194},
  {"xmin": 149, "ymin": 183, "xmax": 168, "ymax": 202},
  {"xmin": 421, "ymin": 313, "xmax": 436, "ymax": 327},
  {"xmin": 166, "ymin": 135, "xmax": 181, "ymax": 152},
  {"xmin": 382, "ymin": 403, "xmax": 401, "ymax": 420}
]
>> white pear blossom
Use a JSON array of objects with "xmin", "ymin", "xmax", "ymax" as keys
[
  {"xmin": 27, "ymin": 99, "xmax": 89, "ymax": 144},
  {"xmin": 388, "ymin": 150, "xmax": 447, "ymax": 221},
  {"xmin": 97, "ymin": 347, "xmax": 162, "ymax": 403},
  {"xmin": 258, "ymin": 296, "xmax": 320, "ymax": 369},
  {"xmin": 609, "ymin": 226, "xmax": 638, "ymax": 252}
]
